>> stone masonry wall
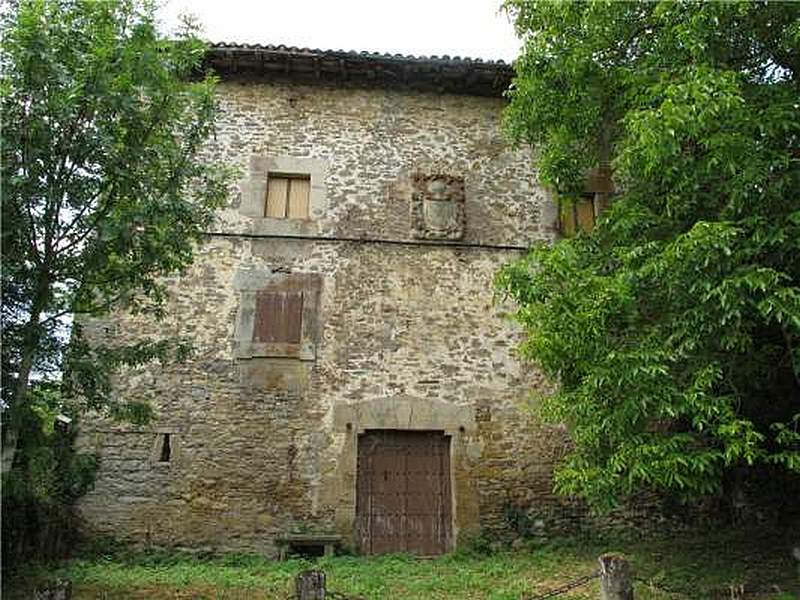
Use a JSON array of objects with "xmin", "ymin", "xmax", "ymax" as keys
[{"xmin": 76, "ymin": 80, "xmax": 584, "ymax": 555}]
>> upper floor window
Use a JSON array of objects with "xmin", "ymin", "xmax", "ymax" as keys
[
  {"xmin": 238, "ymin": 156, "xmax": 328, "ymax": 235},
  {"xmin": 559, "ymin": 167, "xmax": 613, "ymax": 237},
  {"xmin": 232, "ymin": 270, "xmax": 322, "ymax": 361},
  {"xmin": 266, "ymin": 175, "xmax": 310, "ymax": 219},
  {"xmin": 254, "ymin": 291, "xmax": 304, "ymax": 344},
  {"xmin": 560, "ymin": 193, "xmax": 598, "ymax": 236}
]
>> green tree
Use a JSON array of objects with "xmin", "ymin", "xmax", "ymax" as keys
[
  {"xmin": 1, "ymin": 0, "xmax": 230, "ymax": 504},
  {"xmin": 498, "ymin": 0, "xmax": 800, "ymax": 509}
]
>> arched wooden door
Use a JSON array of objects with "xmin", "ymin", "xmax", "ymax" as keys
[{"xmin": 356, "ymin": 430, "xmax": 452, "ymax": 555}]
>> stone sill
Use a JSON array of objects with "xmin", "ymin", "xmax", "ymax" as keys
[
  {"xmin": 233, "ymin": 342, "xmax": 316, "ymax": 361},
  {"xmin": 278, "ymin": 534, "xmax": 343, "ymax": 543},
  {"xmin": 248, "ymin": 217, "xmax": 320, "ymax": 237}
]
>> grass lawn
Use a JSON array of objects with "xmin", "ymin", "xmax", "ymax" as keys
[{"xmin": 4, "ymin": 527, "xmax": 798, "ymax": 599}]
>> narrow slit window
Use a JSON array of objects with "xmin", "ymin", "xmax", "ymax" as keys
[
  {"xmin": 266, "ymin": 175, "xmax": 310, "ymax": 219},
  {"xmin": 159, "ymin": 433, "xmax": 171, "ymax": 463}
]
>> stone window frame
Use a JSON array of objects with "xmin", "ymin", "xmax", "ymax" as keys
[
  {"xmin": 233, "ymin": 269, "xmax": 322, "ymax": 361},
  {"xmin": 150, "ymin": 428, "xmax": 180, "ymax": 468},
  {"xmin": 239, "ymin": 155, "xmax": 329, "ymax": 236}
]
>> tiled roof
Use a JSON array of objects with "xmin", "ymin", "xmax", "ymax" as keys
[
  {"xmin": 206, "ymin": 43, "xmax": 514, "ymax": 97},
  {"xmin": 210, "ymin": 42, "xmax": 511, "ymax": 66}
]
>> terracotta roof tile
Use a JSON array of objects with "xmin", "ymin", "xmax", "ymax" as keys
[{"xmin": 206, "ymin": 43, "xmax": 514, "ymax": 97}]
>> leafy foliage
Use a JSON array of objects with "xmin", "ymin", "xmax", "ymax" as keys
[
  {"xmin": 499, "ymin": 1, "xmax": 800, "ymax": 508},
  {"xmin": 2, "ymin": 385, "xmax": 97, "ymax": 505},
  {"xmin": 1, "ymin": 381, "xmax": 99, "ymax": 564},
  {"xmin": 1, "ymin": 0, "xmax": 230, "ymax": 425},
  {"xmin": 0, "ymin": 0, "xmax": 232, "ymax": 545}
]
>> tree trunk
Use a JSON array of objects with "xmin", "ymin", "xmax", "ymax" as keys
[
  {"xmin": 3, "ymin": 269, "xmax": 51, "ymax": 474},
  {"xmin": 1, "ymin": 427, "xmax": 19, "ymax": 474}
]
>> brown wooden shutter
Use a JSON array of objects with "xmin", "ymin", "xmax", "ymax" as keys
[
  {"xmin": 560, "ymin": 195, "xmax": 597, "ymax": 236},
  {"xmin": 560, "ymin": 202, "xmax": 576, "ymax": 236},
  {"xmin": 287, "ymin": 178, "xmax": 310, "ymax": 219},
  {"xmin": 253, "ymin": 291, "xmax": 303, "ymax": 343},
  {"xmin": 576, "ymin": 196, "xmax": 596, "ymax": 232},
  {"xmin": 266, "ymin": 176, "xmax": 289, "ymax": 218}
]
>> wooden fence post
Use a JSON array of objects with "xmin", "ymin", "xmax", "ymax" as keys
[
  {"xmin": 295, "ymin": 569, "xmax": 326, "ymax": 600},
  {"xmin": 33, "ymin": 579, "xmax": 72, "ymax": 600},
  {"xmin": 598, "ymin": 553, "xmax": 633, "ymax": 600}
]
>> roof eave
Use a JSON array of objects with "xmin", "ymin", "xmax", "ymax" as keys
[{"xmin": 204, "ymin": 44, "xmax": 514, "ymax": 98}]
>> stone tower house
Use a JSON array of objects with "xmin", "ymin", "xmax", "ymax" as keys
[{"xmin": 77, "ymin": 44, "xmax": 570, "ymax": 556}]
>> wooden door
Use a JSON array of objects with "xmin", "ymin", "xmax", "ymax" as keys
[{"xmin": 356, "ymin": 430, "xmax": 452, "ymax": 555}]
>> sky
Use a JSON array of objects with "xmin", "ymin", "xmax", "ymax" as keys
[{"xmin": 156, "ymin": 0, "xmax": 521, "ymax": 63}]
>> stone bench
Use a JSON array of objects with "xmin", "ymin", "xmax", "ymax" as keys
[{"xmin": 276, "ymin": 534, "xmax": 343, "ymax": 560}]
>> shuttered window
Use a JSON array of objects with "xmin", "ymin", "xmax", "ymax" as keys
[
  {"xmin": 265, "ymin": 175, "xmax": 310, "ymax": 219},
  {"xmin": 560, "ymin": 167, "xmax": 615, "ymax": 237},
  {"xmin": 560, "ymin": 193, "xmax": 597, "ymax": 236},
  {"xmin": 253, "ymin": 291, "xmax": 303, "ymax": 344}
]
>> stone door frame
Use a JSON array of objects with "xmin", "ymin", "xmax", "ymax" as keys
[{"xmin": 329, "ymin": 396, "xmax": 480, "ymax": 553}]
